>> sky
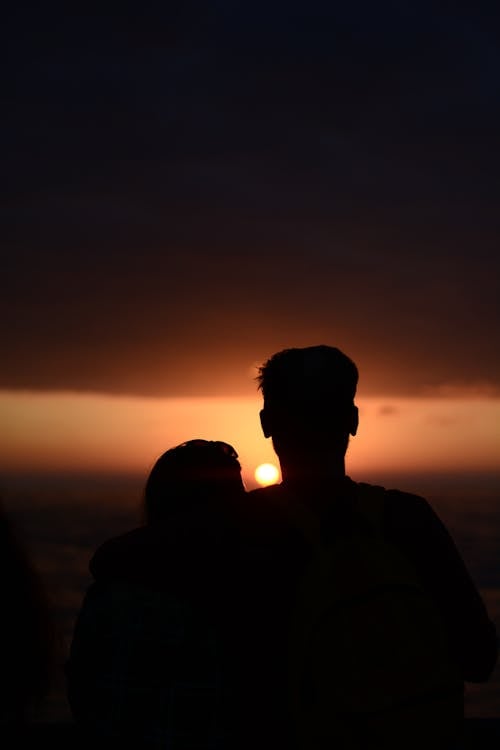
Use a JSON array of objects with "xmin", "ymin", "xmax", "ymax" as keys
[
  {"xmin": 2, "ymin": 3, "xmax": 499, "ymax": 481},
  {"xmin": 2, "ymin": 391, "xmax": 499, "ymax": 490}
]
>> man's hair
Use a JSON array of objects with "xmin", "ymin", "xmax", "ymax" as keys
[{"xmin": 257, "ymin": 345, "xmax": 358, "ymax": 408}]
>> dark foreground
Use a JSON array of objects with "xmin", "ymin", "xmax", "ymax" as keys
[{"xmin": 2, "ymin": 719, "xmax": 500, "ymax": 748}]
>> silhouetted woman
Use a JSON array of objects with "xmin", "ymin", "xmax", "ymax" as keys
[{"xmin": 66, "ymin": 439, "xmax": 245, "ymax": 748}]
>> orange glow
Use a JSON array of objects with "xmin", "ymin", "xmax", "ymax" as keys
[
  {"xmin": 255, "ymin": 463, "xmax": 280, "ymax": 486},
  {"xmin": 0, "ymin": 392, "xmax": 276, "ymax": 489},
  {"xmin": 1, "ymin": 391, "xmax": 499, "ymax": 490}
]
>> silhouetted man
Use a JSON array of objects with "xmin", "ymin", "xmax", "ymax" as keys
[{"xmin": 244, "ymin": 345, "xmax": 497, "ymax": 749}]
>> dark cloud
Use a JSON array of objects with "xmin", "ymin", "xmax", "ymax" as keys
[
  {"xmin": 378, "ymin": 405, "xmax": 399, "ymax": 417},
  {"xmin": 2, "ymin": 3, "xmax": 499, "ymax": 396}
]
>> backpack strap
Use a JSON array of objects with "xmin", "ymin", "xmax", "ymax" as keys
[{"xmin": 285, "ymin": 481, "xmax": 388, "ymax": 548}]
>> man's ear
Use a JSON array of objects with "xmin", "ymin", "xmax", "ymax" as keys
[
  {"xmin": 349, "ymin": 405, "xmax": 359, "ymax": 436},
  {"xmin": 260, "ymin": 408, "xmax": 272, "ymax": 438}
]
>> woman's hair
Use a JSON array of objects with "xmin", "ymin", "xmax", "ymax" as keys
[{"xmin": 143, "ymin": 439, "xmax": 244, "ymax": 525}]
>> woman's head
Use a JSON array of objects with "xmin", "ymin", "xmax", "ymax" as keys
[{"xmin": 143, "ymin": 439, "xmax": 244, "ymax": 525}]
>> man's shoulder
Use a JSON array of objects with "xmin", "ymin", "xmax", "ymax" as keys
[
  {"xmin": 353, "ymin": 480, "xmax": 443, "ymax": 542},
  {"xmin": 354, "ymin": 479, "xmax": 430, "ymax": 511},
  {"xmin": 246, "ymin": 479, "xmax": 435, "ymax": 530},
  {"xmin": 247, "ymin": 483, "xmax": 284, "ymax": 502},
  {"xmin": 243, "ymin": 484, "xmax": 289, "ymax": 531}
]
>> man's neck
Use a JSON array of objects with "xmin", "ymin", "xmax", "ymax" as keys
[
  {"xmin": 282, "ymin": 448, "xmax": 345, "ymax": 476},
  {"xmin": 281, "ymin": 473, "xmax": 351, "ymax": 516},
  {"xmin": 279, "ymin": 459, "xmax": 348, "ymax": 498}
]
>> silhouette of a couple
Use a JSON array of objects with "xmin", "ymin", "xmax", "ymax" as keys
[{"xmin": 66, "ymin": 345, "xmax": 497, "ymax": 749}]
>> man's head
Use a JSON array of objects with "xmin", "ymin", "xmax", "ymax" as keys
[{"xmin": 257, "ymin": 345, "xmax": 359, "ymax": 479}]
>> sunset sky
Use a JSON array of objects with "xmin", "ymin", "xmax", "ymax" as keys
[{"xmin": 2, "ymin": 3, "xmax": 499, "ymax": 487}]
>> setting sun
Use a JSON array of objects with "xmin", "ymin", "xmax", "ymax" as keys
[{"xmin": 255, "ymin": 462, "xmax": 280, "ymax": 486}]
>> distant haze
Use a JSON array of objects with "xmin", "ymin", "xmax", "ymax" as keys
[{"xmin": 2, "ymin": 391, "xmax": 499, "ymax": 491}]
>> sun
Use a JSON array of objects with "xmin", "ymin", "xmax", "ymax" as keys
[{"xmin": 254, "ymin": 462, "xmax": 280, "ymax": 486}]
